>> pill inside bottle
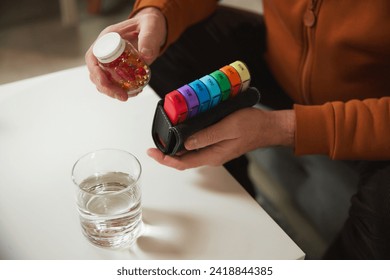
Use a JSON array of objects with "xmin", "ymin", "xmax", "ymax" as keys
[{"xmin": 92, "ymin": 32, "xmax": 151, "ymax": 97}]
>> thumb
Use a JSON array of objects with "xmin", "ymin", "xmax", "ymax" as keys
[
  {"xmin": 184, "ymin": 121, "xmax": 233, "ymax": 151},
  {"xmin": 137, "ymin": 13, "xmax": 166, "ymax": 64},
  {"xmin": 138, "ymin": 35, "xmax": 158, "ymax": 64}
]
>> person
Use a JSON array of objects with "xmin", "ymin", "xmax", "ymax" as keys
[{"xmin": 85, "ymin": 0, "xmax": 390, "ymax": 259}]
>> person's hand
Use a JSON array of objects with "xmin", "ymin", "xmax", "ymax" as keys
[
  {"xmin": 147, "ymin": 108, "xmax": 296, "ymax": 170},
  {"xmin": 85, "ymin": 7, "xmax": 167, "ymax": 101}
]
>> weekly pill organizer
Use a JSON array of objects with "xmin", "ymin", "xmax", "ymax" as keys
[
  {"xmin": 151, "ymin": 61, "xmax": 261, "ymax": 155},
  {"xmin": 163, "ymin": 61, "xmax": 251, "ymax": 125}
]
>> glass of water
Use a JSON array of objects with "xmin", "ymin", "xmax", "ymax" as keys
[{"xmin": 71, "ymin": 149, "xmax": 143, "ymax": 249}]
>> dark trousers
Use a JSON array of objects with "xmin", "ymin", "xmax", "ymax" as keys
[
  {"xmin": 324, "ymin": 161, "xmax": 390, "ymax": 259},
  {"xmin": 148, "ymin": 5, "xmax": 390, "ymax": 259}
]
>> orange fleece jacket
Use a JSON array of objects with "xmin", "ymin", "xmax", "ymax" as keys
[{"xmin": 131, "ymin": 0, "xmax": 390, "ymax": 160}]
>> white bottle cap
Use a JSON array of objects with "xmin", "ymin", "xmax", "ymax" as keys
[{"xmin": 92, "ymin": 32, "xmax": 126, "ymax": 64}]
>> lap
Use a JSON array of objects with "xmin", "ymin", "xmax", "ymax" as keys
[{"xmin": 325, "ymin": 160, "xmax": 390, "ymax": 259}]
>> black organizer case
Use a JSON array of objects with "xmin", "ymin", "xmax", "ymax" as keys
[{"xmin": 151, "ymin": 87, "xmax": 261, "ymax": 155}]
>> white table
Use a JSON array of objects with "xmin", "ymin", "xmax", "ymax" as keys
[{"xmin": 0, "ymin": 67, "xmax": 304, "ymax": 260}]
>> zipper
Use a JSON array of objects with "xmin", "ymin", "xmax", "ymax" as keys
[
  {"xmin": 304, "ymin": 0, "xmax": 318, "ymax": 27},
  {"xmin": 300, "ymin": 0, "xmax": 321, "ymax": 104}
]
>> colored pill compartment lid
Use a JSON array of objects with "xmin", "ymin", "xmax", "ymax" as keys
[
  {"xmin": 188, "ymin": 80, "xmax": 211, "ymax": 113},
  {"xmin": 199, "ymin": 75, "xmax": 221, "ymax": 108},
  {"xmin": 220, "ymin": 65, "xmax": 242, "ymax": 97},
  {"xmin": 177, "ymin": 85, "xmax": 199, "ymax": 118},
  {"xmin": 163, "ymin": 90, "xmax": 188, "ymax": 125},
  {"xmin": 209, "ymin": 70, "xmax": 231, "ymax": 101},
  {"xmin": 230, "ymin": 61, "xmax": 251, "ymax": 91}
]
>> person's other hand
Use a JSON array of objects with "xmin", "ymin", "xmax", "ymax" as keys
[
  {"xmin": 85, "ymin": 7, "xmax": 167, "ymax": 101},
  {"xmin": 147, "ymin": 108, "xmax": 296, "ymax": 170}
]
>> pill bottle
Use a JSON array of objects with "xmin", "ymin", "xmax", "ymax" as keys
[{"xmin": 92, "ymin": 32, "xmax": 151, "ymax": 96}]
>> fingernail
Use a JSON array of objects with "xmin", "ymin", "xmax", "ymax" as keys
[
  {"xmin": 146, "ymin": 148, "xmax": 153, "ymax": 157},
  {"xmin": 140, "ymin": 48, "xmax": 153, "ymax": 59},
  {"xmin": 115, "ymin": 94, "xmax": 126, "ymax": 101},
  {"xmin": 120, "ymin": 95, "xmax": 128, "ymax": 101},
  {"xmin": 185, "ymin": 136, "xmax": 197, "ymax": 150}
]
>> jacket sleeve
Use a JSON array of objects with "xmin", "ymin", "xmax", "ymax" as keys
[
  {"xmin": 130, "ymin": 0, "xmax": 218, "ymax": 51},
  {"xmin": 294, "ymin": 97, "xmax": 390, "ymax": 160}
]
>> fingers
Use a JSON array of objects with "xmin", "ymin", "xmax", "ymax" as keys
[
  {"xmin": 85, "ymin": 39, "xmax": 129, "ymax": 101},
  {"xmin": 89, "ymin": 73, "xmax": 129, "ymax": 101},
  {"xmin": 184, "ymin": 116, "xmax": 237, "ymax": 151},
  {"xmin": 147, "ymin": 142, "xmax": 233, "ymax": 171},
  {"xmin": 147, "ymin": 148, "xmax": 189, "ymax": 170},
  {"xmin": 137, "ymin": 20, "xmax": 161, "ymax": 64},
  {"xmin": 147, "ymin": 108, "xmax": 266, "ymax": 170},
  {"xmin": 85, "ymin": 8, "xmax": 166, "ymax": 100},
  {"xmin": 147, "ymin": 112, "xmax": 240, "ymax": 170},
  {"xmin": 85, "ymin": 61, "xmax": 129, "ymax": 101},
  {"xmin": 134, "ymin": 8, "xmax": 167, "ymax": 64}
]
